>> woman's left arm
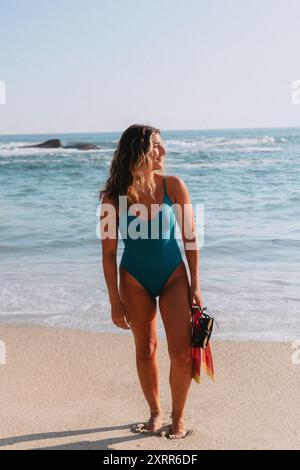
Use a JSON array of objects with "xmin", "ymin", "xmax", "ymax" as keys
[{"xmin": 171, "ymin": 176, "xmax": 204, "ymax": 309}]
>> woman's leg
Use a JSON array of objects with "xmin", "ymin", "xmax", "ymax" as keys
[
  {"xmin": 119, "ymin": 266, "xmax": 163, "ymax": 431},
  {"xmin": 159, "ymin": 261, "xmax": 193, "ymax": 437}
]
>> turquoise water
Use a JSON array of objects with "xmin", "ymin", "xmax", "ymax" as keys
[{"xmin": 0, "ymin": 128, "xmax": 299, "ymax": 340}]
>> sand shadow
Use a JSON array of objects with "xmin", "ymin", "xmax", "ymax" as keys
[{"xmin": 0, "ymin": 423, "xmax": 167, "ymax": 450}]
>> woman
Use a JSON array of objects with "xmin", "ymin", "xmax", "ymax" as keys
[{"xmin": 98, "ymin": 124, "xmax": 203, "ymax": 439}]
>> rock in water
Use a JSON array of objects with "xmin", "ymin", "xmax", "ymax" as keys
[
  {"xmin": 63, "ymin": 143, "xmax": 99, "ymax": 150},
  {"xmin": 22, "ymin": 140, "xmax": 99, "ymax": 150},
  {"xmin": 23, "ymin": 139, "xmax": 62, "ymax": 149}
]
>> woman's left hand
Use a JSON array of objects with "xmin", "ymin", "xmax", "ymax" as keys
[{"xmin": 189, "ymin": 280, "xmax": 204, "ymax": 310}]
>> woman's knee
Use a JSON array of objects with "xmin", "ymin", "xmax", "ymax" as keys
[
  {"xmin": 135, "ymin": 339, "xmax": 158, "ymax": 360},
  {"xmin": 169, "ymin": 344, "xmax": 192, "ymax": 366}
]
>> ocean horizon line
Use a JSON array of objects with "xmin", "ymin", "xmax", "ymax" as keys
[{"xmin": 0, "ymin": 124, "xmax": 300, "ymax": 138}]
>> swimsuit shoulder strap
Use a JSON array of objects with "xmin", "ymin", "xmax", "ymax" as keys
[
  {"xmin": 163, "ymin": 175, "xmax": 167, "ymax": 196},
  {"xmin": 163, "ymin": 175, "xmax": 171, "ymax": 203}
]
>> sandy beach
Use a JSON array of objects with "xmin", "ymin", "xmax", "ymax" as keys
[{"xmin": 0, "ymin": 324, "xmax": 299, "ymax": 450}]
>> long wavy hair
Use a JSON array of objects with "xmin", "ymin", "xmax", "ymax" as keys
[{"xmin": 98, "ymin": 124, "xmax": 163, "ymax": 209}]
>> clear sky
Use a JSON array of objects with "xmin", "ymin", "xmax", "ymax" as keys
[{"xmin": 0, "ymin": 0, "xmax": 300, "ymax": 134}]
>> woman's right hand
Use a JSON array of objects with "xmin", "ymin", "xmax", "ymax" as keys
[{"xmin": 111, "ymin": 300, "xmax": 131, "ymax": 330}]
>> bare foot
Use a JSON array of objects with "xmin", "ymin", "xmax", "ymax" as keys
[
  {"xmin": 144, "ymin": 409, "xmax": 164, "ymax": 432},
  {"xmin": 168, "ymin": 416, "xmax": 192, "ymax": 439},
  {"xmin": 131, "ymin": 410, "xmax": 164, "ymax": 434}
]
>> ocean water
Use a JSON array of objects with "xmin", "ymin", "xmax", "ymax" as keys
[{"xmin": 0, "ymin": 128, "xmax": 299, "ymax": 341}]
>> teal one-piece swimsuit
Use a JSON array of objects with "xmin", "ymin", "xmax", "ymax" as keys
[{"xmin": 118, "ymin": 176, "xmax": 183, "ymax": 298}]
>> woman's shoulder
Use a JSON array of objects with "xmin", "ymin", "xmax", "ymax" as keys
[
  {"xmin": 164, "ymin": 174, "xmax": 186, "ymax": 186},
  {"xmin": 101, "ymin": 193, "xmax": 118, "ymax": 206},
  {"xmin": 164, "ymin": 175, "xmax": 188, "ymax": 203},
  {"xmin": 100, "ymin": 193, "xmax": 120, "ymax": 219}
]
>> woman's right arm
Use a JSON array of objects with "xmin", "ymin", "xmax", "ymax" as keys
[{"xmin": 100, "ymin": 195, "xmax": 130, "ymax": 330}]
